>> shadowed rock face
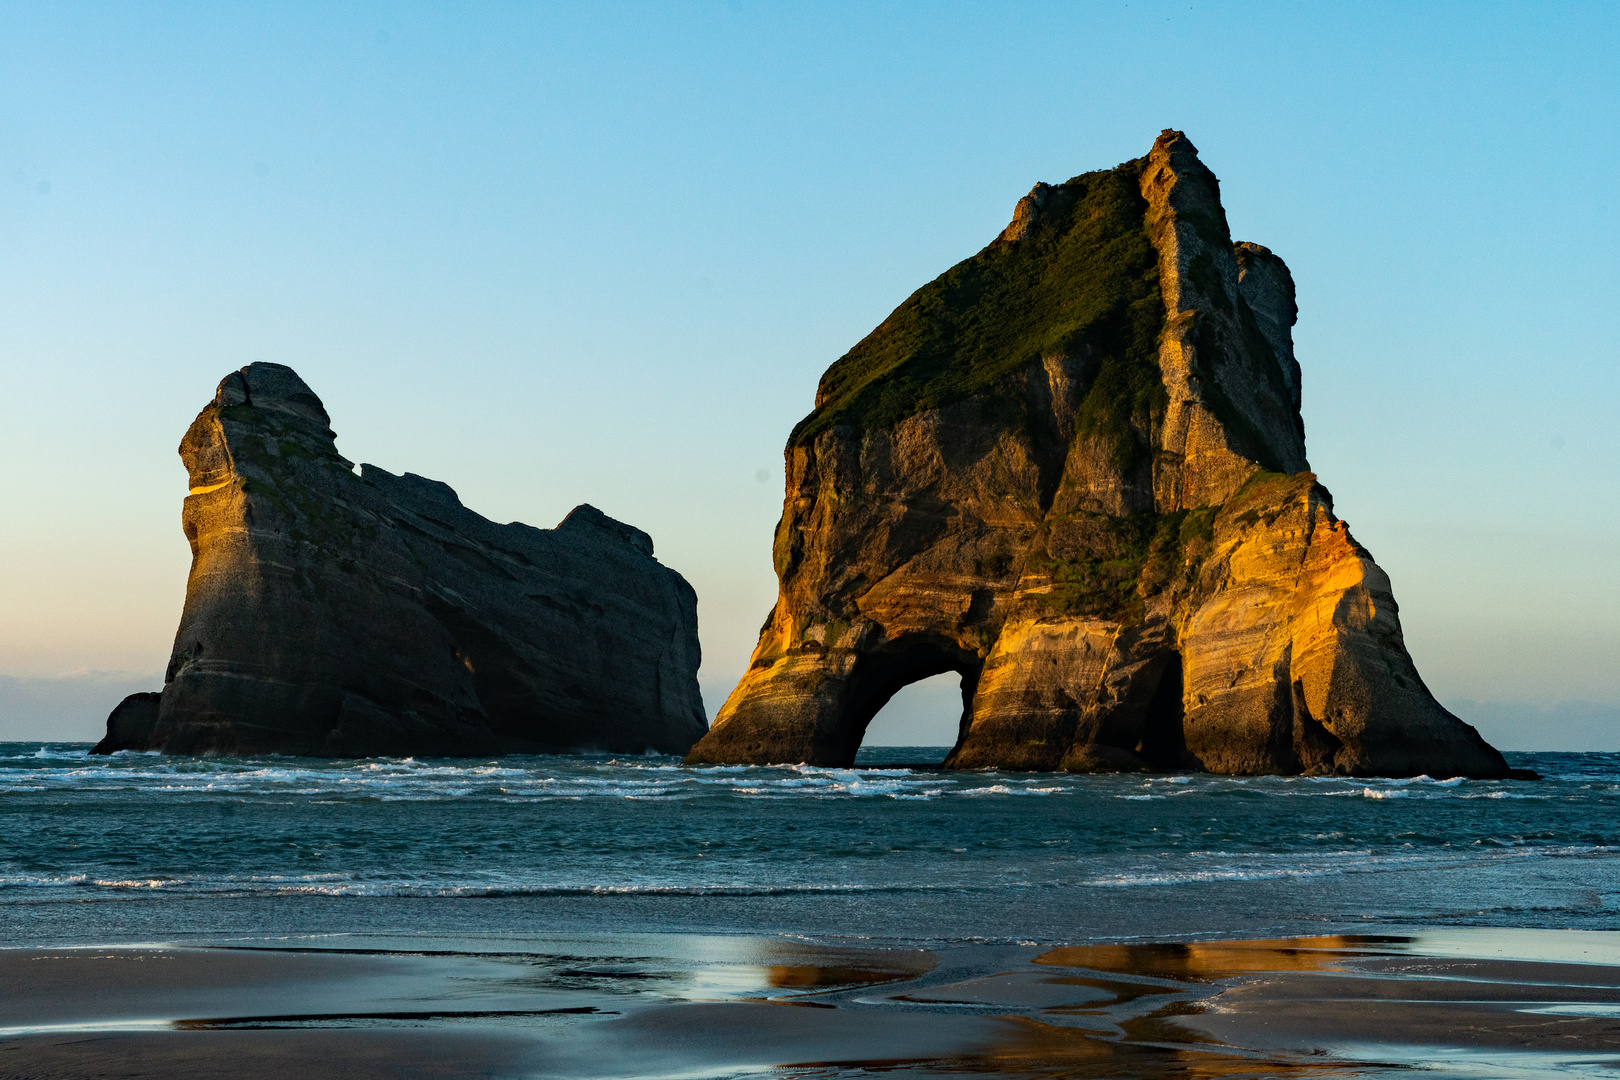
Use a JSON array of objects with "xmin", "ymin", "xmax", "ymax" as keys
[
  {"xmin": 94, "ymin": 363, "xmax": 706, "ymax": 757},
  {"xmin": 687, "ymin": 130, "xmax": 1508, "ymax": 778}
]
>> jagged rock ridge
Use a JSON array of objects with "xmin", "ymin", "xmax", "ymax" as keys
[
  {"xmin": 95, "ymin": 363, "xmax": 707, "ymax": 757},
  {"xmin": 687, "ymin": 130, "xmax": 1509, "ymax": 778}
]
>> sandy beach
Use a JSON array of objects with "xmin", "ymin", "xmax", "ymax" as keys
[{"xmin": 4, "ymin": 929, "xmax": 1620, "ymax": 1078}]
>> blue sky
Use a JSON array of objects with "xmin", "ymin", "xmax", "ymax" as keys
[{"xmin": 1, "ymin": 2, "xmax": 1616, "ymax": 747}]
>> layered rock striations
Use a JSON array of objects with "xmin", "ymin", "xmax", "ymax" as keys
[
  {"xmin": 688, "ymin": 130, "xmax": 1508, "ymax": 778},
  {"xmin": 95, "ymin": 363, "xmax": 706, "ymax": 757}
]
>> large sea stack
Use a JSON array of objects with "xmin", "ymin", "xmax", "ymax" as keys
[
  {"xmin": 688, "ymin": 130, "xmax": 1508, "ymax": 778},
  {"xmin": 95, "ymin": 363, "xmax": 707, "ymax": 757}
]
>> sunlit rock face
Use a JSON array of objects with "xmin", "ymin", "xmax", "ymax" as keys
[
  {"xmin": 687, "ymin": 130, "xmax": 1507, "ymax": 778},
  {"xmin": 94, "ymin": 362, "xmax": 706, "ymax": 757}
]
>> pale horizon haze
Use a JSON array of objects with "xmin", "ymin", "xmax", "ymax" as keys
[{"xmin": 2, "ymin": 2, "xmax": 1616, "ymax": 749}]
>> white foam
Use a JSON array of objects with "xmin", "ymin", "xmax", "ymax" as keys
[
  {"xmin": 0, "ymin": 873, "xmax": 90, "ymax": 889},
  {"xmin": 1081, "ymin": 865, "xmax": 1343, "ymax": 887}
]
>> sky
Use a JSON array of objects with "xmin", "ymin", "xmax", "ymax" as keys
[{"xmin": 1, "ymin": 2, "xmax": 1616, "ymax": 749}]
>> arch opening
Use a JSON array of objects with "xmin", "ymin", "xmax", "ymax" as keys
[
  {"xmin": 855, "ymin": 672, "xmax": 967, "ymax": 767},
  {"xmin": 840, "ymin": 638, "xmax": 979, "ymax": 768}
]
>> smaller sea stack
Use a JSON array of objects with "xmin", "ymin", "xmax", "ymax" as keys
[{"xmin": 95, "ymin": 362, "xmax": 707, "ymax": 758}]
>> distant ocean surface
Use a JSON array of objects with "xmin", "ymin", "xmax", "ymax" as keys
[{"xmin": 4, "ymin": 744, "xmax": 1617, "ymax": 947}]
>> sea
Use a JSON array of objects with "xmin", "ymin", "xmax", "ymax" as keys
[{"xmin": 3, "ymin": 744, "xmax": 1618, "ymax": 948}]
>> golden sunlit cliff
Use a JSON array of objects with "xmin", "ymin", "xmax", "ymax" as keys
[{"xmin": 687, "ymin": 130, "xmax": 1509, "ymax": 778}]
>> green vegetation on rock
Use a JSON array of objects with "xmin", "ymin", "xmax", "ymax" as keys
[
  {"xmin": 1030, "ymin": 503, "xmax": 1219, "ymax": 623},
  {"xmin": 1223, "ymin": 469, "xmax": 1305, "ymax": 530},
  {"xmin": 790, "ymin": 159, "xmax": 1165, "ymax": 451},
  {"xmin": 217, "ymin": 403, "xmax": 376, "ymax": 552}
]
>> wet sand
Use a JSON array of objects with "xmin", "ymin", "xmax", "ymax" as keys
[{"xmin": 5, "ymin": 930, "xmax": 1620, "ymax": 1077}]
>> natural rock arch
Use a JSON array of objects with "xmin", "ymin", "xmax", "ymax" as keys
[{"xmin": 687, "ymin": 131, "xmax": 1509, "ymax": 779}]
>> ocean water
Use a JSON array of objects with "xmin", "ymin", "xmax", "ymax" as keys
[{"xmin": 3, "ymin": 744, "xmax": 1617, "ymax": 947}]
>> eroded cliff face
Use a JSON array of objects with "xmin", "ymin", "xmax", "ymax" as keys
[
  {"xmin": 95, "ymin": 363, "xmax": 706, "ymax": 757},
  {"xmin": 687, "ymin": 130, "xmax": 1507, "ymax": 778}
]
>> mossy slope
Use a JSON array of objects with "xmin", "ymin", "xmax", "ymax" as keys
[{"xmin": 791, "ymin": 160, "xmax": 1165, "ymax": 450}]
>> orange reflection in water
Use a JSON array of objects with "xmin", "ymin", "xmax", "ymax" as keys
[
  {"xmin": 1035, "ymin": 935, "xmax": 1413, "ymax": 982},
  {"xmin": 950, "ymin": 1015, "xmax": 1361, "ymax": 1079},
  {"xmin": 765, "ymin": 963, "xmax": 921, "ymax": 989}
]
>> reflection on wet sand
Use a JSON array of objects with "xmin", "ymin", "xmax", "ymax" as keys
[
  {"xmin": 1034, "ymin": 935, "xmax": 1408, "ymax": 980},
  {"xmin": 6, "ymin": 931, "xmax": 1620, "ymax": 1077},
  {"xmin": 765, "ymin": 954, "xmax": 936, "ymax": 991},
  {"xmin": 956, "ymin": 1015, "xmax": 1359, "ymax": 1079},
  {"xmin": 1036, "ymin": 932, "xmax": 1620, "ymax": 1077}
]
